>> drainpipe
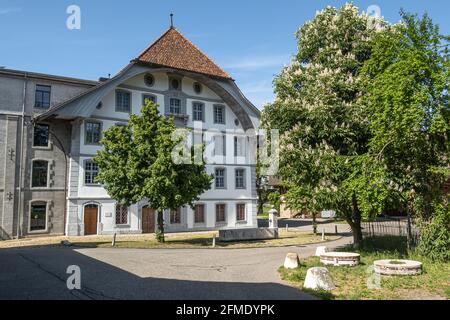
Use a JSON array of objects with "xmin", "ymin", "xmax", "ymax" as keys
[{"xmin": 16, "ymin": 73, "xmax": 27, "ymax": 239}]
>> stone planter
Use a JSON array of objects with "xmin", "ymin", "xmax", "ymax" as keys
[
  {"xmin": 320, "ymin": 252, "xmax": 360, "ymax": 267},
  {"xmin": 374, "ymin": 260, "xmax": 423, "ymax": 276}
]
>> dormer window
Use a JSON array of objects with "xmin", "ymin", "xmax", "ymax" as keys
[
  {"xmin": 144, "ymin": 73, "xmax": 155, "ymax": 87},
  {"xmin": 171, "ymin": 79, "xmax": 180, "ymax": 90},
  {"xmin": 193, "ymin": 82, "xmax": 202, "ymax": 94}
]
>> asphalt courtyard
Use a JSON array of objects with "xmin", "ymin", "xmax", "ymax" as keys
[{"xmin": 0, "ymin": 235, "xmax": 351, "ymax": 300}]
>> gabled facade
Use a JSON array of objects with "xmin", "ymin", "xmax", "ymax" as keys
[{"xmin": 0, "ymin": 27, "xmax": 260, "ymax": 238}]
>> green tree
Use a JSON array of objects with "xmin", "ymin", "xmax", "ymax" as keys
[
  {"xmin": 361, "ymin": 12, "xmax": 450, "ymax": 250},
  {"xmin": 262, "ymin": 4, "xmax": 385, "ymax": 246},
  {"xmin": 94, "ymin": 102, "xmax": 213, "ymax": 242}
]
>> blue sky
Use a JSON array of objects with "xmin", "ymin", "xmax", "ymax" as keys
[{"xmin": 1, "ymin": 0, "xmax": 449, "ymax": 109}]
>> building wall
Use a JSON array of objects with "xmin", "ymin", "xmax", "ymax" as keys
[
  {"xmin": 0, "ymin": 71, "xmax": 94, "ymax": 239},
  {"xmin": 67, "ymin": 71, "xmax": 259, "ymax": 236}
]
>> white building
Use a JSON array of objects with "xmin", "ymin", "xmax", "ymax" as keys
[{"xmin": 36, "ymin": 27, "xmax": 260, "ymax": 236}]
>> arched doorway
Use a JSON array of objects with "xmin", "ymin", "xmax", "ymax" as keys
[
  {"xmin": 84, "ymin": 204, "xmax": 99, "ymax": 236},
  {"xmin": 142, "ymin": 206, "xmax": 156, "ymax": 234}
]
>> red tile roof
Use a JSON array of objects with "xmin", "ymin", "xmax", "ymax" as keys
[{"xmin": 136, "ymin": 27, "xmax": 231, "ymax": 79}]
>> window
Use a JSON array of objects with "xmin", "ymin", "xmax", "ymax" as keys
[
  {"xmin": 192, "ymin": 102, "xmax": 204, "ymax": 122},
  {"xmin": 234, "ymin": 136, "xmax": 246, "ymax": 157},
  {"xmin": 214, "ymin": 135, "xmax": 226, "ymax": 156},
  {"xmin": 32, "ymin": 160, "xmax": 48, "ymax": 188},
  {"xmin": 235, "ymin": 169, "xmax": 246, "ymax": 189},
  {"xmin": 144, "ymin": 73, "xmax": 155, "ymax": 87},
  {"xmin": 216, "ymin": 204, "xmax": 226, "ymax": 223},
  {"xmin": 30, "ymin": 202, "xmax": 47, "ymax": 232},
  {"xmin": 170, "ymin": 208, "xmax": 181, "ymax": 224},
  {"xmin": 115, "ymin": 205, "xmax": 128, "ymax": 225},
  {"xmin": 33, "ymin": 124, "xmax": 50, "ymax": 147},
  {"xmin": 214, "ymin": 105, "xmax": 225, "ymax": 124},
  {"xmin": 116, "ymin": 90, "xmax": 131, "ymax": 113},
  {"xmin": 170, "ymin": 98, "xmax": 181, "ymax": 114},
  {"xmin": 143, "ymin": 94, "xmax": 157, "ymax": 105},
  {"xmin": 35, "ymin": 85, "xmax": 51, "ymax": 109},
  {"xmin": 84, "ymin": 161, "xmax": 99, "ymax": 185},
  {"xmin": 215, "ymin": 168, "xmax": 226, "ymax": 189},
  {"xmin": 170, "ymin": 78, "xmax": 181, "ymax": 90},
  {"xmin": 193, "ymin": 82, "xmax": 202, "ymax": 94},
  {"xmin": 85, "ymin": 121, "xmax": 102, "ymax": 145},
  {"xmin": 194, "ymin": 204, "xmax": 205, "ymax": 224},
  {"xmin": 236, "ymin": 204, "xmax": 246, "ymax": 222}
]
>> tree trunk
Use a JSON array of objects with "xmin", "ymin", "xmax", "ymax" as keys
[
  {"xmin": 156, "ymin": 209, "xmax": 165, "ymax": 243},
  {"xmin": 312, "ymin": 213, "xmax": 318, "ymax": 235},
  {"xmin": 351, "ymin": 192, "xmax": 363, "ymax": 248}
]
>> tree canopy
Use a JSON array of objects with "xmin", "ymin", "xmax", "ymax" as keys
[{"xmin": 94, "ymin": 102, "xmax": 213, "ymax": 242}]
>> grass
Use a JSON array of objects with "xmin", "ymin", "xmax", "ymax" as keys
[
  {"xmin": 279, "ymin": 236, "xmax": 450, "ymax": 300},
  {"xmin": 0, "ymin": 230, "xmax": 340, "ymax": 250},
  {"xmin": 257, "ymin": 205, "xmax": 272, "ymax": 219}
]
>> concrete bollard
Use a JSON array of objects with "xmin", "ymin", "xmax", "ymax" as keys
[
  {"xmin": 212, "ymin": 236, "xmax": 216, "ymax": 248},
  {"xmin": 322, "ymin": 229, "xmax": 325, "ymax": 241},
  {"xmin": 315, "ymin": 246, "xmax": 328, "ymax": 257},
  {"xmin": 304, "ymin": 267, "xmax": 336, "ymax": 291},
  {"xmin": 335, "ymin": 225, "xmax": 338, "ymax": 235},
  {"xmin": 269, "ymin": 209, "xmax": 279, "ymax": 229},
  {"xmin": 284, "ymin": 253, "xmax": 300, "ymax": 269}
]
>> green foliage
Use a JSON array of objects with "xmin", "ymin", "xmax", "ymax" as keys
[
  {"xmin": 417, "ymin": 203, "xmax": 450, "ymax": 262},
  {"xmin": 267, "ymin": 190, "xmax": 281, "ymax": 212},
  {"xmin": 261, "ymin": 3, "xmax": 384, "ymax": 245},
  {"xmin": 361, "ymin": 12, "xmax": 450, "ymax": 220},
  {"xmin": 94, "ymin": 101, "xmax": 213, "ymax": 242}
]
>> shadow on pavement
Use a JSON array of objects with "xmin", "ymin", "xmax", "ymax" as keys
[{"xmin": 0, "ymin": 245, "xmax": 314, "ymax": 300}]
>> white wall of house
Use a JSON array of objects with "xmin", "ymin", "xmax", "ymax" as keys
[{"xmin": 68, "ymin": 71, "xmax": 259, "ymax": 236}]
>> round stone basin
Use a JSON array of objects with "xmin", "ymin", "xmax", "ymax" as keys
[
  {"xmin": 374, "ymin": 260, "xmax": 423, "ymax": 276},
  {"xmin": 320, "ymin": 252, "xmax": 361, "ymax": 267}
]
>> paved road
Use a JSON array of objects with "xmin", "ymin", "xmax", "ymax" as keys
[{"xmin": 0, "ymin": 236, "xmax": 351, "ymax": 300}]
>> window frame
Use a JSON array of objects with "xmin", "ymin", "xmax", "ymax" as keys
[
  {"xmin": 194, "ymin": 204, "xmax": 206, "ymax": 225},
  {"xmin": 34, "ymin": 84, "xmax": 51, "ymax": 109},
  {"xmin": 31, "ymin": 159, "xmax": 49, "ymax": 189},
  {"xmin": 213, "ymin": 105, "xmax": 226, "ymax": 125},
  {"xmin": 84, "ymin": 120, "xmax": 102, "ymax": 145},
  {"xmin": 235, "ymin": 168, "xmax": 246, "ymax": 189},
  {"xmin": 33, "ymin": 123, "xmax": 50, "ymax": 149},
  {"xmin": 214, "ymin": 167, "xmax": 227, "ymax": 189},
  {"xmin": 192, "ymin": 101, "xmax": 205, "ymax": 122},
  {"xmin": 28, "ymin": 201, "xmax": 48, "ymax": 233},
  {"xmin": 170, "ymin": 208, "xmax": 182, "ymax": 225},
  {"xmin": 142, "ymin": 93, "xmax": 157, "ymax": 106},
  {"xmin": 234, "ymin": 136, "xmax": 246, "ymax": 157},
  {"xmin": 236, "ymin": 203, "xmax": 247, "ymax": 222},
  {"xmin": 215, "ymin": 203, "xmax": 227, "ymax": 224},
  {"xmin": 213, "ymin": 134, "xmax": 226, "ymax": 157},
  {"xmin": 115, "ymin": 89, "xmax": 132, "ymax": 113},
  {"xmin": 115, "ymin": 205, "xmax": 129, "ymax": 226},
  {"xmin": 84, "ymin": 160, "xmax": 100, "ymax": 186},
  {"xmin": 169, "ymin": 98, "xmax": 182, "ymax": 115}
]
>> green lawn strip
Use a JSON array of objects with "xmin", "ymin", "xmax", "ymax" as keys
[
  {"xmin": 279, "ymin": 236, "xmax": 450, "ymax": 300},
  {"xmin": 71, "ymin": 231, "xmax": 340, "ymax": 250}
]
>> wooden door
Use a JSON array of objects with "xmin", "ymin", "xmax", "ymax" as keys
[
  {"xmin": 142, "ymin": 207, "xmax": 155, "ymax": 234},
  {"xmin": 84, "ymin": 205, "xmax": 98, "ymax": 236}
]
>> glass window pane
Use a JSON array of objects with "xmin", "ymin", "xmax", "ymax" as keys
[
  {"xmin": 30, "ymin": 202, "xmax": 47, "ymax": 231},
  {"xmin": 33, "ymin": 124, "xmax": 49, "ymax": 147},
  {"xmin": 32, "ymin": 160, "xmax": 48, "ymax": 188}
]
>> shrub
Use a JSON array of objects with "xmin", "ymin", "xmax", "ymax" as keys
[{"xmin": 417, "ymin": 204, "xmax": 450, "ymax": 262}]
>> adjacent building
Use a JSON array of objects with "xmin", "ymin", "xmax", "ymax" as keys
[{"xmin": 0, "ymin": 27, "xmax": 260, "ymax": 239}]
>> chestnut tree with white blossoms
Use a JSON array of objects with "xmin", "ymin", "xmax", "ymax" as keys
[{"xmin": 262, "ymin": 4, "xmax": 386, "ymax": 246}]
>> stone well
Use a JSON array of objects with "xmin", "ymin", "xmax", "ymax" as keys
[
  {"xmin": 374, "ymin": 260, "xmax": 423, "ymax": 276},
  {"xmin": 320, "ymin": 252, "xmax": 360, "ymax": 267}
]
